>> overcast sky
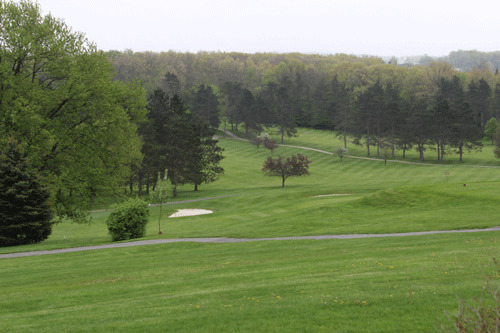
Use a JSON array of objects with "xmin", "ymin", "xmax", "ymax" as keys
[{"xmin": 32, "ymin": 0, "xmax": 500, "ymax": 57}]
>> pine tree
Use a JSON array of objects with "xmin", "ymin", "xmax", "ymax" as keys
[{"xmin": 0, "ymin": 138, "xmax": 53, "ymax": 246}]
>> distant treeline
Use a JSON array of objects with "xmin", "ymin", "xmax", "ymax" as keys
[
  {"xmin": 443, "ymin": 50, "xmax": 500, "ymax": 72},
  {"xmin": 107, "ymin": 50, "xmax": 500, "ymax": 162}
]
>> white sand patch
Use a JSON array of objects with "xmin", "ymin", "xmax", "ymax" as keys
[
  {"xmin": 168, "ymin": 209, "xmax": 213, "ymax": 218},
  {"xmin": 314, "ymin": 194, "xmax": 351, "ymax": 198}
]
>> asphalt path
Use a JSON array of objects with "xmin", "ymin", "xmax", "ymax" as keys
[{"xmin": 2, "ymin": 227, "xmax": 499, "ymax": 259}]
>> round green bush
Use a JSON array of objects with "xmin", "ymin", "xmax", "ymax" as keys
[{"xmin": 106, "ymin": 199, "xmax": 150, "ymax": 241}]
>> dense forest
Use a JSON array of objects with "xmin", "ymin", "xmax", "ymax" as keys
[{"xmin": 107, "ymin": 50, "xmax": 500, "ymax": 163}]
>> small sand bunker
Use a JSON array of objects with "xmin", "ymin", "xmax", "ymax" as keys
[
  {"xmin": 314, "ymin": 194, "xmax": 351, "ymax": 198},
  {"xmin": 168, "ymin": 209, "xmax": 213, "ymax": 218}
]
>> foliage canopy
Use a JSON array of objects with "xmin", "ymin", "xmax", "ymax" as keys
[
  {"xmin": 262, "ymin": 154, "xmax": 311, "ymax": 187},
  {"xmin": 0, "ymin": 0, "xmax": 147, "ymax": 221}
]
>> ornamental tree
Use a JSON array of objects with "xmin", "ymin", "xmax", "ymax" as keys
[
  {"xmin": 262, "ymin": 154, "xmax": 311, "ymax": 187},
  {"xmin": 0, "ymin": 138, "xmax": 53, "ymax": 246}
]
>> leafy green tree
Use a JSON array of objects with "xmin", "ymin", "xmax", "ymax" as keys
[
  {"xmin": 262, "ymin": 154, "xmax": 311, "ymax": 187},
  {"xmin": 0, "ymin": 0, "xmax": 147, "ymax": 221},
  {"xmin": 335, "ymin": 146, "xmax": 348, "ymax": 163},
  {"xmin": 0, "ymin": 137, "xmax": 53, "ymax": 246},
  {"xmin": 484, "ymin": 117, "xmax": 499, "ymax": 144}
]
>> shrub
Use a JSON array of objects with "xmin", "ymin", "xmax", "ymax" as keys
[
  {"xmin": 106, "ymin": 198, "xmax": 150, "ymax": 241},
  {"xmin": 441, "ymin": 258, "xmax": 500, "ymax": 332},
  {"xmin": 0, "ymin": 137, "xmax": 53, "ymax": 246}
]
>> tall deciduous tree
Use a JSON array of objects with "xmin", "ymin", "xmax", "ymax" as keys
[
  {"xmin": 262, "ymin": 154, "xmax": 311, "ymax": 187},
  {"xmin": 0, "ymin": 0, "xmax": 147, "ymax": 221},
  {"xmin": 484, "ymin": 117, "xmax": 499, "ymax": 144},
  {"xmin": 0, "ymin": 137, "xmax": 53, "ymax": 246}
]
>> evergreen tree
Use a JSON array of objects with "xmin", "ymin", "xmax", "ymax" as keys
[
  {"xmin": 184, "ymin": 120, "xmax": 225, "ymax": 191},
  {"xmin": 189, "ymin": 84, "xmax": 220, "ymax": 128},
  {"xmin": 0, "ymin": 138, "xmax": 53, "ymax": 246}
]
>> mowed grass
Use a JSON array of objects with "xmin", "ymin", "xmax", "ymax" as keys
[
  {"xmin": 1, "ymin": 127, "xmax": 500, "ymax": 332},
  {"xmin": 256, "ymin": 126, "xmax": 500, "ymax": 166},
  {"xmin": 1, "ymin": 131, "xmax": 500, "ymax": 254},
  {"xmin": 1, "ymin": 233, "xmax": 499, "ymax": 332}
]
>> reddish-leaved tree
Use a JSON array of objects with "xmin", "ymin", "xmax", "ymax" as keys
[{"xmin": 262, "ymin": 154, "xmax": 311, "ymax": 187}]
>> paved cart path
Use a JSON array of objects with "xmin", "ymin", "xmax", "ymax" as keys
[{"xmin": 2, "ymin": 227, "xmax": 499, "ymax": 259}]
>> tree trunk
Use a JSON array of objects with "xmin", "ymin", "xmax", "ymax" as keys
[
  {"xmin": 376, "ymin": 135, "xmax": 380, "ymax": 157},
  {"xmin": 376, "ymin": 123, "xmax": 380, "ymax": 157},
  {"xmin": 282, "ymin": 177, "xmax": 285, "ymax": 187},
  {"xmin": 459, "ymin": 139, "xmax": 464, "ymax": 162},
  {"xmin": 391, "ymin": 128, "xmax": 395, "ymax": 158},
  {"xmin": 173, "ymin": 184, "xmax": 178, "ymax": 197},
  {"xmin": 440, "ymin": 141, "xmax": 445, "ymax": 162},
  {"xmin": 194, "ymin": 183, "xmax": 199, "ymax": 191},
  {"xmin": 366, "ymin": 129, "xmax": 370, "ymax": 157},
  {"xmin": 343, "ymin": 109, "xmax": 347, "ymax": 148},
  {"xmin": 129, "ymin": 175, "xmax": 134, "ymax": 194},
  {"xmin": 418, "ymin": 142, "xmax": 424, "ymax": 161},
  {"xmin": 437, "ymin": 141, "xmax": 440, "ymax": 161},
  {"xmin": 138, "ymin": 170, "xmax": 143, "ymax": 198},
  {"xmin": 152, "ymin": 172, "xmax": 158, "ymax": 192}
]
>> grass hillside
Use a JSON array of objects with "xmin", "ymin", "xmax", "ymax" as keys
[{"xmin": 1, "ymin": 128, "xmax": 499, "ymax": 332}]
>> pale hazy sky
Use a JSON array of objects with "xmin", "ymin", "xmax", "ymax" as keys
[{"xmin": 32, "ymin": 0, "xmax": 500, "ymax": 56}]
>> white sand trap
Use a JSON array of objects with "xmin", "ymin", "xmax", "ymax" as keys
[
  {"xmin": 168, "ymin": 209, "xmax": 213, "ymax": 218},
  {"xmin": 314, "ymin": 194, "xmax": 351, "ymax": 198}
]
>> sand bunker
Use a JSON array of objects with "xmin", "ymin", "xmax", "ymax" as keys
[
  {"xmin": 168, "ymin": 209, "xmax": 213, "ymax": 218},
  {"xmin": 314, "ymin": 194, "xmax": 351, "ymax": 198}
]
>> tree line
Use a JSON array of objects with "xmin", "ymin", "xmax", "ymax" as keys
[
  {"xmin": 109, "ymin": 50, "xmax": 500, "ymax": 162},
  {"xmin": 133, "ymin": 89, "xmax": 224, "ymax": 198}
]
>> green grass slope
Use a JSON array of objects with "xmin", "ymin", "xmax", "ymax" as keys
[
  {"xmin": 1, "ymin": 234, "xmax": 499, "ymax": 332},
  {"xmin": 2, "ymin": 131, "xmax": 500, "ymax": 254},
  {"xmin": 1, "ymin": 128, "xmax": 499, "ymax": 332}
]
